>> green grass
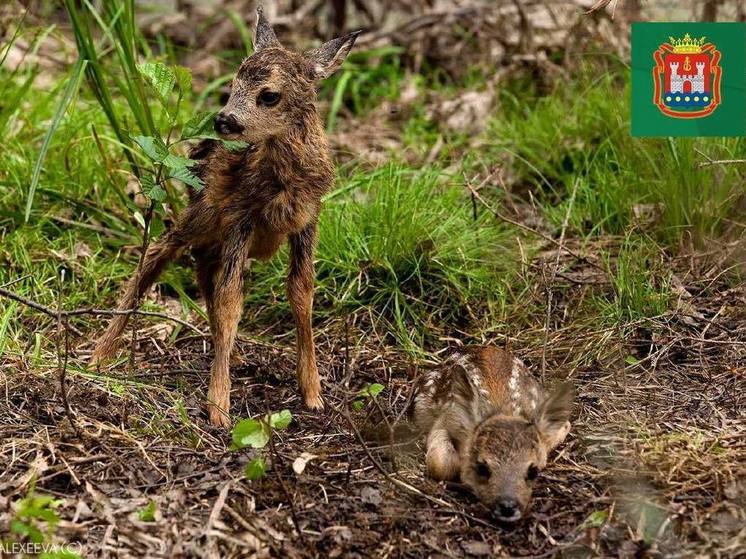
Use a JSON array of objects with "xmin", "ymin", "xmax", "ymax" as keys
[
  {"xmin": 245, "ymin": 164, "xmax": 516, "ymax": 350},
  {"xmin": 486, "ymin": 66, "xmax": 745, "ymax": 246},
  {"xmin": 595, "ymin": 234, "xmax": 673, "ymax": 323},
  {"xmin": 1, "ymin": 17, "xmax": 745, "ymax": 368}
]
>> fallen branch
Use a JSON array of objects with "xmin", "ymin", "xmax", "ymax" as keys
[{"xmin": 0, "ymin": 286, "xmax": 205, "ymax": 337}]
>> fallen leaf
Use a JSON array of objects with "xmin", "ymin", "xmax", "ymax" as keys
[{"xmin": 292, "ymin": 452, "xmax": 318, "ymax": 475}]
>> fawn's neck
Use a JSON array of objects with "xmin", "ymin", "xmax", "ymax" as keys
[{"xmin": 256, "ymin": 106, "xmax": 333, "ymax": 189}]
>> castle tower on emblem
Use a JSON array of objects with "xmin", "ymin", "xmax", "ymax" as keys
[
  {"xmin": 653, "ymin": 33, "xmax": 722, "ymax": 118},
  {"xmin": 668, "ymin": 60, "xmax": 705, "ymax": 94}
]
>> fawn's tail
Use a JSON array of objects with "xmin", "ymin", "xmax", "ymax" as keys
[{"xmin": 90, "ymin": 232, "xmax": 185, "ymax": 365}]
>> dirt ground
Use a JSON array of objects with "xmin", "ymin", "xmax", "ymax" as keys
[{"xmin": 2, "ymin": 256, "xmax": 745, "ymax": 559}]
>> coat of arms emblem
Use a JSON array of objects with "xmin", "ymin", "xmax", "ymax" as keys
[{"xmin": 653, "ymin": 33, "xmax": 722, "ymax": 118}]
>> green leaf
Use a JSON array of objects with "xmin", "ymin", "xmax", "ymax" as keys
[
  {"xmin": 352, "ymin": 400, "xmax": 364, "ymax": 411},
  {"xmin": 182, "ymin": 111, "xmax": 217, "ymax": 138},
  {"xmin": 132, "ymin": 135, "xmax": 168, "ymax": 163},
  {"xmin": 133, "ymin": 211, "xmax": 146, "ymax": 230},
  {"xmin": 244, "ymin": 456, "xmax": 267, "ymax": 480},
  {"xmin": 168, "ymin": 165, "xmax": 204, "ymax": 190},
  {"xmin": 194, "ymin": 132, "xmax": 250, "ymax": 152},
  {"xmin": 138, "ymin": 500, "xmax": 157, "ymax": 522},
  {"xmin": 163, "ymin": 153, "xmax": 197, "ymax": 170},
  {"xmin": 357, "ymin": 383, "xmax": 385, "ymax": 399},
  {"xmin": 232, "ymin": 418, "xmax": 270, "ymax": 449},
  {"xmin": 268, "ymin": 409, "xmax": 292, "ymax": 430},
  {"xmin": 173, "ymin": 65, "xmax": 192, "ymax": 94},
  {"xmin": 581, "ymin": 509, "xmax": 608, "ymax": 529},
  {"xmin": 327, "ymin": 69, "xmax": 353, "ymax": 132},
  {"xmin": 148, "ymin": 184, "xmax": 166, "ymax": 202},
  {"xmin": 222, "ymin": 139, "xmax": 250, "ymax": 152},
  {"xmin": 137, "ymin": 62, "xmax": 176, "ymax": 106},
  {"xmin": 625, "ymin": 355, "xmax": 640, "ymax": 365}
]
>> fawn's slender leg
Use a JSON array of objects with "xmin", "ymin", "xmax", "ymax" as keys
[
  {"xmin": 287, "ymin": 221, "xmax": 322, "ymax": 409},
  {"xmin": 426, "ymin": 419, "xmax": 460, "ymax": 481},
  {"xmin": 195, "ymin": 249, "xmax": 243, "ymax": 368},
  {"xmin": 206, "ymin": 227, "xmax": 251, "ymax": 427},
  {"xmin": 90, "ymin": 229, "xmax": 186, "ymax": 364}
]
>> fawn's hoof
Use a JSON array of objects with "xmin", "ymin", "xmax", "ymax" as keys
[
  {"xmin": 304, "ymin": 393, "xmax": 324, "ymax": 410},
  {"xmin": 208, "ymin": 404, "xmax": 231, "ymax": 428}
]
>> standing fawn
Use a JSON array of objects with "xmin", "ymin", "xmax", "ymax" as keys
[
  {"xmin": 412, "ymin": 346, "xmax": 573, "ymax": 522},
  {"xmin": 90, "ymin": 7, "xmax": 359, "ymax": 426}
]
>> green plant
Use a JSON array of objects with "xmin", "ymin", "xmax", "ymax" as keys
[
  {"xmin": 245, "ymin": 164, "xmax": 516, "ymax": 351},
  {"xmin": 231, "ymin": 410, "xmax": 293, "ymax": 480},
  {"xmin": 353, "ymin": 382, "xmax": 385, "ymax": 411},
  {"xmin": 137, "ymin": 500, "xmax": 157, "ymax": 522},
  {"xmin": 5, "ymin": 485, "xmax": 82, "ymax": 559},
  {"xmin": 486, "ymin": 65, "xmax": 745, "ymax": 247},
  {"xmin": 321, "ymin": 46, "xmax": 405, "ymax": 131}
]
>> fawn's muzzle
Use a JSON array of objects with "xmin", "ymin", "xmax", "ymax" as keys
[
  {"xmin": 214, "ymin": 112, "xmax": 243, "ymax": 135},
  {"xmin": 495, "ymin": 498, "xmax": 522, "ymax": 522}
]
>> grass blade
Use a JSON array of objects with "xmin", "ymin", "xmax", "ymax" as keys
[{"xmin": 25, "ymin": 58, "xmax": 88, "ymax": 222}]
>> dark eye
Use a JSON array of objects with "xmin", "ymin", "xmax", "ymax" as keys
[
  {"xmin": 257, "ymin": 90, "xmax": 280, "ymax": 107},
  {"xmin": 475, "ymin": 461, "xmax": 491, "ymax": 480},
  {"xmin": 526, "ymin": 465, "xmax": 539, "ymax": 481}
]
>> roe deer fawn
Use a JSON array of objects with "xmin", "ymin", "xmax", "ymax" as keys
[
  {"xmin": 411, "ymin": 346, "xmax": 573, "ymax": 522},
  {"xmin": 90, "ymin": 7, "xmax": 359, "ymax": 426}
]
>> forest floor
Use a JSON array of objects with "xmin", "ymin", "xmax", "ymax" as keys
[
  {"xmin": 2, "ymin": 2, "xmax": 746, "ymax": 558},
  {"xmin": 3, "ymin": 253, "xmax": 745, "ymax": 558}
]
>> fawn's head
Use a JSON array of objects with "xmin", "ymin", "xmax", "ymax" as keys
[
  {"xmin": 459, "ymin": 383, "xmax": 574, "ymax": 522},
  {"xmin": 215, "ymin": 7, "xmax": 359, "ymax": 143}
]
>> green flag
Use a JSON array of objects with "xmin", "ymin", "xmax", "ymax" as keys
[{"xmin": 631, "ymin": 22, "xmax": 746, "ymax": 137}]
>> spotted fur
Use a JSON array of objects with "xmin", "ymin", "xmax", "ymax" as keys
[{"xmin": 412, "ymin": 346, "xmax": 573, "ymax": 521}]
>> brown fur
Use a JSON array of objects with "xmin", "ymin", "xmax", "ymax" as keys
[
  {"xmin": 90, "ymin": 8, "xmax": 359, "ymax": 427},
  {"xmin": 412, "ymin": 346, "xmax": 574, "ymax": 521}
]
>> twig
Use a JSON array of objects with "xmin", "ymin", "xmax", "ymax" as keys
[
  {"xmin": 56, "ymin": 271, "xmax": 80, "ymax": 437},
  {"xmin": 463, "ymin": 178, "xmax": 605, "ymax": 272},
  {"xmin": 204, "ymin": 481, "xmax": 231, "ymax": 535},
  {"xmin": 0, "ymin": 287, "xmax": 205, "ymax": 336},
  {"xmin": 0, "ymin": 274, "xmax": 32, "ymax": 289},
  {"xmin": 262, "ymin": 387, "xmax": 306, "ymax": 544},
  {"xmin": 541, "ymin": 177, "xmax": 579, "ymax": 379},
  {"xmin": 129, "ymin": 199, "xmax": 157, "ymax": 372},
  {"xmin": 697, "ymin": 159, "xmax": 746, "ymax": 168},
  {"xmin": 584, "ymin": 0, "xmax": 618, "ymax": 16}
]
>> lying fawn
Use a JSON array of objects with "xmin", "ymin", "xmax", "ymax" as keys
[
  {"xmin": 412, "ymin": 346, "xmax": 573, "ymax": 522},
  {"xmin": 90, "ymin": 7, "xmax": 359, "ymax": 426}
]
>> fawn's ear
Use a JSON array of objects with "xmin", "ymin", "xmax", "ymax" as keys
[
  {"xmin": 253, "ymin": 6, "xmax": 280, "ymax": 52},
  {"xmin": 306, "ymin": 31, "xmax": 361, "ymax": 80},
  {"xmin": 533, "ymin": 382, "xmax": 574, "ymax": 452}
]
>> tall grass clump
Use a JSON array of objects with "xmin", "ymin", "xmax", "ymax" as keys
[
  {"xmin": 488, "ymin": 65, "xmax": 745, "ymax": 247},
  {"xmin": 595, "ymin": 235, "xmax": 672, "ymax": 324},
  {"xmin": 247, "ymin": 164, "xmax": 517, "ymax": 350}
]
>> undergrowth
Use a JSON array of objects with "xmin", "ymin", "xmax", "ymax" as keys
[{"xmin": 1, "ymin": 17, "xmax": 744, "ymax": 363}]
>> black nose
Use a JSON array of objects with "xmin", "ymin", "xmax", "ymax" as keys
[
  {"xmin": 214, "ymin": 112, "xmax": 243, "ymax": 135},
  {"xmin": 496, "ymin": 498, "xmax": 521, "ymax": 521}
]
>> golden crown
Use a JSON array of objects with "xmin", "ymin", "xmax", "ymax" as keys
[{"xmin": 669, "ymin": 33, "xmax": 706, "ymax": 54}]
